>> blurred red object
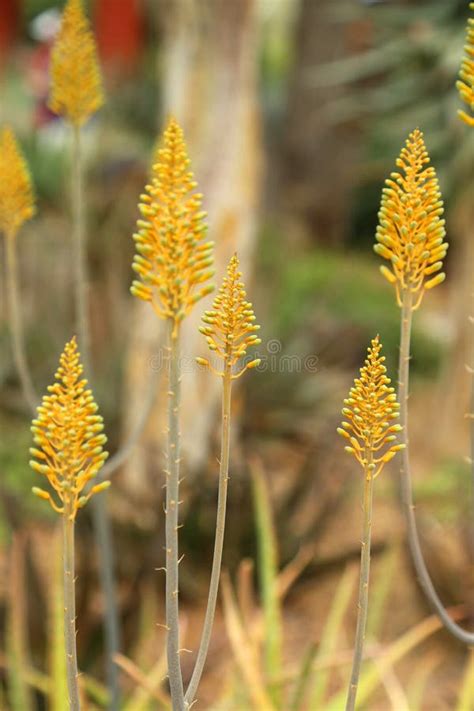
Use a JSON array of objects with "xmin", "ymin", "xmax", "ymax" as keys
[
  {"xmin": 95, "ymin": 0, "xmax": 144, "ymax": 73},
  {"xmin": 0, "ymin": 0, "xmax": 20, "ymax": 67}
]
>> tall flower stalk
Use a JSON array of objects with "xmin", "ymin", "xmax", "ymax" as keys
[
  {"xmin": 457, "ymin": 1, "xmax": 474, "ymax": 612},
  {"xmin": 46, "ymin": 2, "xmax": 124, "ymax": 706},
  {"xmin": 131, "ymin": 117, "xmax": 214, "ymax": 710},
  {"xmin": 48, "ymin": 0, "xmax": 104, "ymax": 372},
  {"xmin": 30, "ymin": 337, "xmax": 110, "ymax": 710},
  {"xmin": 338, "ymin": 336, "xmax": 403, "ymax": 711},
  {"xmin": 0, "ymin": 127, "xmax": 37, "ymax": 412},
  {"xmin": 374, "ymin": 129, "xmax": 474, "ymax": 645},
  {"xmin": 184, "ymin": 254, "xmax": 261, "ymax": 708}
]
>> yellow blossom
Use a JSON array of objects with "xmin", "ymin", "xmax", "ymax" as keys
[
  {"xmin": 338, "ymin": 336, "xmax": 404, "ymax": 478},
  {"xmin": 131, "ymin": 118, "xmax": 214, "ymax": 333},
  {"xmin": 48, "ymin": 0, "xmax": 104, "ymax": 126},
  {"xmin": 30, "ymin": 337, "xmax": 109, "ymax": 518},
  {"xmin": 374, "ymin": 129, "xmax": 447, "ymax": 310},
  {"xmin": 197, "ymin": 254, "xmax": 261, "ymax": 379},
  {"xmin": 457, "ymin": 2, "xmax": 474, "ymax": 126},
  {"xmin": 0, "ymin": 127, "xmax": 35, "ymax": 236}
]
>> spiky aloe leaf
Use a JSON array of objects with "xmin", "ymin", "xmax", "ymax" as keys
[{"xmin": 308, "ymin": 564, "xmax": 357, "ymax": 709}]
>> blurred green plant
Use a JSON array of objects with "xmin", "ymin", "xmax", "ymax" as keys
[
  {"xmin": 215, "ymin": 458, "xmax": 471, "ymax": 711},
  {"xmin": 259, "ymin": 229, "xmax": 444, "ymax": 377}
]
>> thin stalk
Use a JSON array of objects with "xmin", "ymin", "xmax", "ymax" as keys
[
  {"xmin": 345, "ymin": 468, "xmax": 374, "ymax": 711},
  {"xmin": 166, "ymin": 321, "xmax": 185, "ymax": 711},
  {"xmin": 184, "ymin": 365, "xmax": 232, "ymax": 708},
  {"xmin": 468, "ymin": 271, "xmax": 474, "ymax": 628},
  {"xmin": 63, "ymin": 510, "xmax": 81, "ymax": 711},
  {"xmin": 5, "ymin": 230, "xmax": 38, "ymax": 412},
  {"xmin": 72, "ymin": 125, "xmax": 90, "ymax": 375},
  {"xmin": 71, "ymin": 124, "xmax": 121, "ymax": 708},
  {"xmin": 398, "ymin": 288, "xmax": 474, "ymax": 645}
]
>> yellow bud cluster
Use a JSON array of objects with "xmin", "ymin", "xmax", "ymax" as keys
[
  {"xmin": 338, "ymin": 336, "xmax": 404, "ymax": 479},
  {"xmin": 0, "ymin": 127, "xmax": 36, "ymax": 236},
  {"xmin": 131, "ymin": 118, "xmax": 214, "ymax": 335},
  {"xmin": 48, "ymin": 0, "xmax": 104, "ymax": 126},
  {"xmin": 197, "ymin": 254, "xmax": 261, "ymax": 379},
  {"xmin": 457, "ymin": 2, "xmax": 474, "ymax": 127},
  {"xmin": 374, "ymin": 129, "xmax": 448, "ymax": 310},
  {"xmin": 30, "ymin": 337, "xmax": 109, "ymax": 518}
]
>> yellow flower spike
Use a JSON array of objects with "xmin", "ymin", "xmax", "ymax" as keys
[
  {"xmin": 29, "ymin": 337, "xmax": 109, "ymax": 519},
  {"xmin": 338, "ymin": 336, "xmax": 404, "ymax": 479},
  {"xmin": 197, "ymin": 254, "xmax": 261, "ymax": 379},
  {"xmin": 0, "ymin": 127, "xmax": 36, "ymax": 236},
  {"xmin": 374, "ymin": 129, "xmax": 448, "ymax": 310},
  {"xmin": 457, "ymin": 2, "xmax": 474, "ymax": 127},
  {"xmin": 131, "ymin": 117, "xmax": 215, "ymax": 335},
  {"xmin": 48, "ymin": 0, "xmax": 104, "ymax": 126}
]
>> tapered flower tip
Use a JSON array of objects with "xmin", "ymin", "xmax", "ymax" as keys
[
  {"xmin": 457, "ymin": 3, "xmax": 474, "ymax": 126},
  {"xmin": 374, "ymin": 128, "xmax": 447, "ymax": 310},
  {"xmin": 131, "ymin": 118, "xmax": 214, "ymax": 331},
  {"xmin": 0, "ymin": 127, "xmax": 36, "ymax": 236},
  {"xmin": 30, "ymin": 336, "xmax": 109, "ymax": 518},
  {"xmin": 48, "ymin": 0, "xmax": 104, "ymax": 126},
  {"xmin": 338, "ymin": 336, "xmax": 403, "ymax": 478},
  {"xmin": 197, "ymin": 253, "xmax": 261, "ymax": 379}
]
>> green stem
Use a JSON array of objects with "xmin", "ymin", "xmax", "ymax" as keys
[
  {"xmin": 184, "ymin": 366, "xmax": 232, "ymax": 708},
  {"xmin": 468, "ymin": 269, "xmax": 474, "ymax": 626},
  {"xmin": 71, "ymin": 124, "xmax": 121, "ymax": 708},
  {"xmin": 398, "ymin": 288, "xmax": 474, "ymax": 645},
  {"xmin": 345, "ymin": 469, "xmax": 374, "ymax": 711},
  {"xmin": 63, "ymin": 511, "xmax": 81, "ymax": 711},
  {"xmin": 166, "ymin": 322, "xmax": 185, "ymax": 711},
  {"xmin": 5, "ymin": 230, "xmax": 37, "ymax": 413}
]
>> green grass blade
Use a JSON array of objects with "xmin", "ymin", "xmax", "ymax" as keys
[
  {"xmin": 121, "ymin": 653, "xmax": 171, "ymax": 711},
  {"xmin": 48, "ymin": 525, "xmax": 69, "ymax": 711},
  {"xmin": 250, "ymin": 460, "xmax": 283, "ymax": 707},
  {"xmin": 308, "ymin": 564, "xmax": 357, "ymax": 709},
  {"xmin": 326, "ymin": 610, "xmax": 457, "ymax": 710},
  {"xmin": 407, "ymin": 652, "xmax": 440, "ymax": 711},
  {"xmin": 221, "ymin": 573, "xmax": 277, "ymax": 711},
  {"xmin": 6, "ymin": 535, "xmax": 33, "ymax": 711},
  {"xmin": 288, "ymin": 642, "xmax": 317, "ymax": 711},
  {"xmin": 366, "ymin": 545, "xmax": 400, "ymax": 641},
  {"xmin": 457, "ymin": 650, "xmax": 474, "ymax": 711}
]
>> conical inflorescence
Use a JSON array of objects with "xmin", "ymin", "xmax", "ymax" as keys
[
  {"xmin": 30, "ymin": 337, "xmax": 109, "ymax": 518},
  {"xmin": 0, "ymin": 127, "xmax": 35, "ymax": 236},
  {"xmin": 374, "ymin": 129, "xmax": 448, "ymax": 310},
  {"xmin": 197, "ymin": 254, "xmax": 261, "ymax": 378},
  {"xmin": 457, "ymin": 2, "xmax": 474, "ymax": 126},
  {"xmin": 338, "ymin": 336, "xmax": 404, "ymax": 478},
  {"xmin": 131, "ymin": 118, "xmax": 214, "ymax": 334},
  {"xmin": 48, "ymin": 0, "xmax": 104, "ymax": 126}
]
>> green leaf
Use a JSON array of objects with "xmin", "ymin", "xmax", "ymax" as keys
[
  {"xmin": 251, "ymin": 460, "xmax": 283, "ymax": 707},
  {"xmin": 308, "ymin": 564, "xmax": 357, "ymax": 709}
]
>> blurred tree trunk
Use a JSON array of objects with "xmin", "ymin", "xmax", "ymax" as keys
[
  {"xmin": 279, "ymin": 0, "xmax": 361, "ymax": 248},
  {"xmin": 119, "ymin": 0, "xmax": 262, "ymax": 521}
]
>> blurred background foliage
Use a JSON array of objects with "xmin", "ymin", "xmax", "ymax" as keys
[{"xmin": 0, "ymin": 0, "xmax": 473, "ymax": 708}]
